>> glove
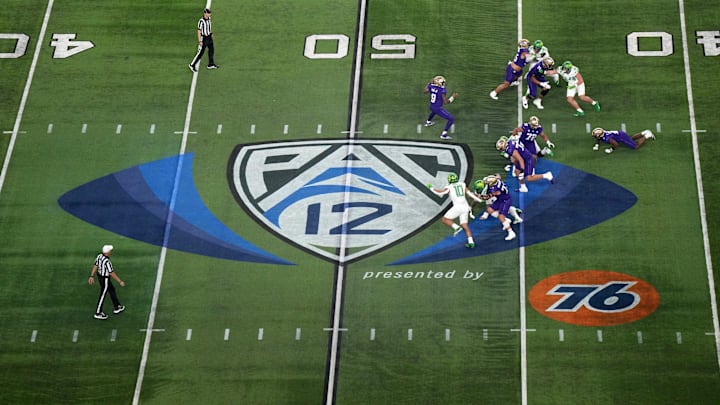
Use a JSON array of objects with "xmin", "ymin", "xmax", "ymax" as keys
[
  {"xmin": 593, "ymin": 144, "xmax": 599, "ymax": 151},
  {"xmin": 540, "ymin": 82, "xmax": 551, "ymax": 90},
  {"xmin": 604, "ymin": 148, "xmax": 614, "ymax": 154},
  {"xmin": 546, "ymin": 140, "xmax": 555, "ymax": 148}
]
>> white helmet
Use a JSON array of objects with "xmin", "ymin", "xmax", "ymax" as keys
[
  {"xmin": 529, "ymin": 116, "xmax": 540, "ymax": 128},
  {"xmin": 432, "ymin": 75, "xmax": 446, "ymax": 87}
]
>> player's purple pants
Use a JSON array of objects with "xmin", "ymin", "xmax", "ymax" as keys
[
  {"xmin": 427, "ymin": 107, "xmax": 454, "ymax": 131},
  {"xmin": 489, "ymin": 194, "xmax": 512, "ymax": 216},
  {"xmin": 504, "ymin": 63, "xmax": 523, "ymax": 83},
  {"xmin": 526, "ymin": 78, "xmax": 549, "ymax": 98},
  {"xmin": 610, "ymin": 131, "xmax": 637, "ymax": 149},
  {"xmin": 514, "ymin": 151, "xmax": 537, "ymax": 176}
]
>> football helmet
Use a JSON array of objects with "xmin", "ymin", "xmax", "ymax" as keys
[
  {"xmin": 518, "ymin": 38, "xmax": 530, "ymax": 48},
  {"xmin": 473, "ymin": 180, "xmax": 485, "ymax": 193},
  {"xmin": 528, "ymin": 116, "xmax": 540, "ymax": 128},
  {"xmin": 432, "ymin": 75, "xmax": 446, "ymax": 87},
  {"xmin": 447, "ymin": 172, "xmax": 459, "ymax": 184},
  {"xmin": 483, "ymin": 174, "xmax": 499, "ymax": 187},
  {"xmin": 561, "ymin": 60, "xmax": 573, "ymax": 72},
  {"xmin": 541, "ymin": 57, "xmax": 555, "ymax": 70},
  {"xmin": 533, "ymin": 40, "xmax": 544, "ymax": 50},
  {"xmin": 592, "ymin": 127, "xmax": 605, "ymax": 139},
  {"xmin": 495, "ymin": 136, "xmax": 508, "ymax": 151}
]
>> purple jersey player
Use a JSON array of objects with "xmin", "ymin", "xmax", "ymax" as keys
[
  {"xmin": 592, "ymin": 127, "xmax": 656, "ymax": 154},
  {"xmin": 522, "ymin": 57, "xmax": 556, "ymax": 110},
  {"xmin": 496, "ymin": 136, "xmax": 554, "ymax": 192},
  {"xmin": 511, "ymin": 115, "xmax": 555, "ymax": 158},
  {"xmin": 489, "ymin": 39, "xmax": 531, "ymax": 100},
  {"xmin": 423, "ymin": 75, "xmax": 458, "ymax": 140},
  {"xmin": 478, "ymin": 174, "xmax": 516, "ymax": 241}
]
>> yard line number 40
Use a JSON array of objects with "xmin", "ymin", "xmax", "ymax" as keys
[{"xmin": 2, "ymin": 31, "xmax": 718, "ymax": 60}]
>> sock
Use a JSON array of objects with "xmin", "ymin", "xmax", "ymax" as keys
[
  {"xmin": 576, "ymin": 108, "xmax": 583, "ymax": 113},
  {"xmin": 467, "ymin": 237, "xmax": 474, "ymax": 244},
  {"xmin": 452, "ymin": 224, "xmax": 460, "ymax": 231}
]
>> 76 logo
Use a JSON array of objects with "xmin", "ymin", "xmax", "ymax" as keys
[
  {"xmin": 546, "ymin": 282, "xmax": 639, "ymax": 313},
  {"xmin": 529, "ymin": 270, "xmax": 660, "ymax": 326}
]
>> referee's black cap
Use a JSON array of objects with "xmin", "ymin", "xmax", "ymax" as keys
[{"xmin": 204, "ymin": 8, "xmax": 211, "ymax": 13}]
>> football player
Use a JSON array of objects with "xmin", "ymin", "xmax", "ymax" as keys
[
  {"xmin": 423, "ymin": 75, "xmax": 458, "ymax": 140},
  {"xmin": 476, "ymin": 175, "xmax": 517, "ymax": 241},
  {"xmin": 496, "ymin": 136, "xmax": 554, "ymax": 192},
  {"xmin": 427, "ymin": 173, "xmax": 485, "ymax": 248},
  {"xmin": 489, "ymin": 39, "xmax": 531, "ymax": 100},
  {"xmin": 591, "ymin": 127, "xmax": 655, "ymax": 154},
  {"xmin": 525, "ymin": 40, "xmax": 560, "ymax": 86},
  {"xmin": 559, "ymin": 61, "xmax": 601, "ymax": 117},
  {"xmin": 470, "ymin": 179, "xmax": 523, "ymax": 224},
  {"xmin": 512, "ymin": 115, "xmax": 555, "ymax": 160},
  {"xmin": 522, "ymin": 57, "xmax": 557, "ymax": 110}
]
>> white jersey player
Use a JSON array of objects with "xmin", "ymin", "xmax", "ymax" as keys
[
  {"xmin": 559, "ymin": 60, "xmax": 601, "ymax": 117},
  {"xmin": 427, "ymin": 173, "xmax": 484, "ymax": 248}
]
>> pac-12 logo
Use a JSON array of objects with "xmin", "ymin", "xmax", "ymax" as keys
[
  {"xmin": 529, "ymin": 270, "xmax": 660, "ymax": 326},
  {"xmin": 228, "ymin": 139, "xmax": 472, "ymax": 264}
]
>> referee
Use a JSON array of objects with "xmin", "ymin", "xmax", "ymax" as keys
[
  {"xmin": 88, "ymin": 245, "xmax": 125, "ymax": 320},
  {"xmin": 188, "ymin": 8, "xmax": 219, "ymax": 72}
]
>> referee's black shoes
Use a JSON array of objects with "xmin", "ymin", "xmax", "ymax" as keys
[
  {"xmin": 188, "ymin": 64, "xmax": 198, "ymax": 73},
  {"xmin": 208, "ymin": 64, "xmax": 219, "ymax": 69},
  {"xmin": 94, "ymin": 313, "xmax": 108, "ymax": 320},
  {"xmin": 113, "ymin": 305, "xmax": 126, "ymax": 314}
]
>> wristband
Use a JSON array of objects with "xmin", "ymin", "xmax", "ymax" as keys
[{"xmin": 448, "ymin": 96, "xmax": 455, "ymax": 103}]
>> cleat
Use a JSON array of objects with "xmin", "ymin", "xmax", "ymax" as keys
[
  {"xmin": 469, "ymin": 211, "xmax": 475, "ymax": 220},
  {"xmin": 505, "ymin": 230, "xmax": 517, "ymax": 241},
  {"xmin": 440, "ymin": 134, "xmax": 452, "ymax": 140},
  {"xmin": 207, "ymin": 64, "xmax": 219, "ymax": 69},
  {"xmin": 593, "ymin": 101, "xmax": 601, "ymax": 112},
  {"xmin": 545, "ymin": 171, "xmax": 554, "ymax": 183},
  {"xmin": 573, "ymin": 110, "xmax": 585, "ymax": 117},
  {"xmin": 489, "ymin": 91, "xmax": 498, "ymax": 100},
  {"xmin": 94, "ymin": 313, "xmax": 108, "ymax": 320},
  {"xmin": 424, "ymin": 120, "xmax": 435, "ymax": 127},
  {"xmin": 465, "ymin": 242, "xmax": 475, "ymax": 248},
  {"xmin": 518, "ymin": 184, "xmax": 529, "ymax": 193},
  {"xmin": 522, "ymin": 96, "xmax": 529, "ymax": 109},
  {"xmin": 642, "ymin": 129, "xmax": 656, "ymax": 140},
  {"xmin": 188, "ymin": 64, "xmax": 197, "ymax": 73},
  {"xmin": 453, "ymin": 227, "xmax": 462, "ymax": 237},
  {"xmin": 113, "ymin": 305, "xmax": 125, "ymax": 314},
  {"xmin": 533, "ymin": 98, "xmax": 544, "ymax": 109},
  {"xmin": 513, "ymin": 216, "xmax": 523, "ymax": 224}
]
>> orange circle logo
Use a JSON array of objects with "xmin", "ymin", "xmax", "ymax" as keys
[{"xmin": 529, "ymin": 270, "xmax": 660, "ymax": 326}]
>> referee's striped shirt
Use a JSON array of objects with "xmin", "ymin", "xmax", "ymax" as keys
[
  {"xmin": 94, "ymin": 254, "xmax": 114, "ymax": 277},
  {"xmin": 198, "ymin": 17, "xmax": 212, "ymax": 37}
]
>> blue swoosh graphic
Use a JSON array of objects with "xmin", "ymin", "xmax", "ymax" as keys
[
  {"xmin": 58, "ymin": 154, "xmax": 292, "ymax": 265},
  {"xmin": 390, "ymin": 160, "xmax": 637, "ymax": 265}
]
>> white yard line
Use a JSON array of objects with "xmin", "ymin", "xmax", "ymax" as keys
[
  {"xmin": 678, "ymin": 0, "xmax": 720, "ymax": 372},
  {"xmin": 0, "ymin": 0, "xmax": 54, "ymax": 197},
  {"xmin": 325, "ymin": 1, "xmax": 368, "ymax": 403},
  {"xmin": 132, "ymin": 2, "xmax": 211, "ymax": 403},
  {"xmin": 517, "ymin": 1, "xmax": 529, "ymax": 404}
]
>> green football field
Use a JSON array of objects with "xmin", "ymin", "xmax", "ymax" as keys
[{"xmin": 1, "ymin": 0, "xmax": 720, "ymax": 404}]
